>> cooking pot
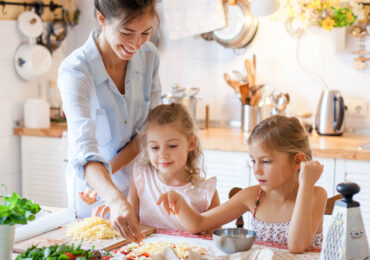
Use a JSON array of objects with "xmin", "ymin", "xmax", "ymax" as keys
[
  {"xmin": 14, "ymin": 44, "xmax": 52, "ymax": 81},
  {"xmin": 201, "ymin": 0, "xmax": 258, "ymax": 49},
  {"xmin": 161, "ymin": 84, "xmax": 200, "ymax": 120},
  {"xmin": 15, "ymin": 11, "xmax": 52, "ymax": 80}
]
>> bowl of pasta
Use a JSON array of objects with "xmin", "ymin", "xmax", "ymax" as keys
[{"xmin": 213, "ymin": 228, "xmax": 256, "ymax": 254}]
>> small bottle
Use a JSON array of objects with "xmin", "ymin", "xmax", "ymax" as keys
[{"xmin": 48, "ymin": 80, "xmax": 62, "ymax": 121}]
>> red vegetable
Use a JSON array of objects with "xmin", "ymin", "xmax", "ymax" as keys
[{"xmin": 64, "ymin": 252, "xmax": 74, "ymax": 260}]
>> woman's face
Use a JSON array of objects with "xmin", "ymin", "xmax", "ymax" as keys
[{"xmin": 102, "ymin": 12, "xmax": 154, "ymax": 60}]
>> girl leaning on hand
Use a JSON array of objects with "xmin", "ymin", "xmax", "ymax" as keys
[{"xmin": 58, "ymin": 0, "xmax": 161, "ymax": 243}]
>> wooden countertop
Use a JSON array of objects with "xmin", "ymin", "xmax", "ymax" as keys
[
  {"xmin": 14, "ymin": 123, "xmax": 67, "ymax": 138},
  {"xmin": 14, "ymin": 125, "xmax": 370, "ymax": 161},
  {"xmin": 199, "ymin": 128, "xmax": 370, "ymax": 161}
]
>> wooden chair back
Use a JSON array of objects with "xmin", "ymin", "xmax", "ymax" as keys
[{"xmin": 228, "ymin": 187, "xmax": 343, "ymax": 228}]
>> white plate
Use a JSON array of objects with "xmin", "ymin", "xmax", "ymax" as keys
[{"xmin": 18, "ymin": 11, "xmax": 43, "ymax": 38}]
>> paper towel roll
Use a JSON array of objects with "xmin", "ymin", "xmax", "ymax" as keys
[{"xmin": 15, "ymin": 208, "xmax": 76, "ymax": 243}]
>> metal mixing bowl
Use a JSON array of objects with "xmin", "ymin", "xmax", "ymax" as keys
[{"xmin": 213, "ymin": 228, "xmax": 256, "ymax": 254}]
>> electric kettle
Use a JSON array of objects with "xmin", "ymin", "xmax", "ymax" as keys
[
  {"xmin": 315, "ymin": 90, "xmax": 345, "ymax": 136},
  {"xmin": 320, "ymin": 182, "xmax": 369, "ymax": 260}
]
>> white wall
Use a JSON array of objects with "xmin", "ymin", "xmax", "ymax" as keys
[
  {"xmin": 63, "ymin": 1, "xmax": 370, "ymax": 132},
  {"xmin": 1, "ymin": 1, "xmax": 369, "ymax": 194}
]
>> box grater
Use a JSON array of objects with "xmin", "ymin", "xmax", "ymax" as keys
[{"xmin": 320, "ymin": 182, "xmax": 369, "ymax": 260}]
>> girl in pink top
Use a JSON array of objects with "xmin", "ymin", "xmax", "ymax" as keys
[
  {"xmin": 92, "ymin": 103, "xmax": 220, "ymax": 231},
  {"xmin": 158, "ymin": 115, "xmax": 327, "ymax": 253}
]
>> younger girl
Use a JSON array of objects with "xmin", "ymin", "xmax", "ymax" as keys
[
  {"xmin": 158, "ymin": 115, "xmax": 327, "ymax": 253},
  {"xmin": 93, "ymin": 103, "xmax": 220, "ymax": 231}
]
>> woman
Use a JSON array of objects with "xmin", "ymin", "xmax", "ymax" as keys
[{"xmin": 58, "ymin": 0, "xmax": 161, "ymax": 242}]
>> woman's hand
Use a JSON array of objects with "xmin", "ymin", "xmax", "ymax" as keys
[
  {"xmin": 79, "ymin": 187, "xmax": 98, "ymax": 205},
  {"xmin": 92, "ymin": 203, "xmax": 110, "ymax": 218},
  {"xmin": 108, "ymin": 197, "xmax": 144, "ymax": 243},
  {"xmin": 157, "ymin": 191, "xmax": 184, "ymax": 215},
  {"xmin": 299, "ymin": 161, "xmax": 323, "ymax": 187}
]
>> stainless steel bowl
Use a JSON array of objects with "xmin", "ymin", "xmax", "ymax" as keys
[{"xmin": 213, "ymin": 228, "xmax": 256, "ymax": 254}]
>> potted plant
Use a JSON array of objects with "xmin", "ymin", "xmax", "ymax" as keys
[
  {"xmin": 0, "ymin": 185, "xmax": 40, "ymax": 260},
  {"xmin": 286, "ymin": 0, "xmax": 365, "ymax": 50}
]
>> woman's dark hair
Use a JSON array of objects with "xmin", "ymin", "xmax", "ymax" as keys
[{"xmin": 94, "ymin": 0, "xmax": 159, "ymax": 28}]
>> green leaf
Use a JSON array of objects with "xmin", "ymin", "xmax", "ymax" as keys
[{"xmin": 44, "ymin": 247, "xmax": 51, "ymax": 257}]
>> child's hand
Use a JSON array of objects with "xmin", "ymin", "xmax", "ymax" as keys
[
  {"xmin": 299, "ymin": 161, "xmax": 323, "ymax": 187},
  {"xmin": 92, "ymin": 203, "xmax": 110, "ymax": 218},
  {"xmin": 79, "ymin": 187, "xmax": 98, "ymax": 205},
  {"xmin": 157, "ymin": 191, "xmax": 184, "ymax": 215}
]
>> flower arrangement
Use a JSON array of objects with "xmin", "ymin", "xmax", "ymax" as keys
[{"xmin": 287, "ymin": 0, "xmax": 365, "ymax": 31}]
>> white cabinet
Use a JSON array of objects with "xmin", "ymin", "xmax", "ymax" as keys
[
  {"xmin": 336, "ymin": 159, "xmax": 370, "ymax": 244},
  {"xmin": 21, "ymin": 135, "xmax": 68, "ymax": 207},
  {"xmin": 203, "ymin": 150, "xmax": 250, "ymax": 204},
  {"xmin": 314, "ymin": 157, "xmax": 336, "ymax": 197}
]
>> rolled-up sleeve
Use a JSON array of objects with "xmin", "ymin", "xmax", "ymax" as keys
[{"xmin": 58, "ymin": 66, "xmax": 111, "ymax": 182}]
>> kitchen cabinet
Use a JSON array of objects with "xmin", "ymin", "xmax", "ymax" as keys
[
  {"xmin": 21, "ymin": 135, "xmax": 68, "ymax": 208},
  {"xmin": 335, "ymin": 159, "xmax": 370, "ymax": 244}
]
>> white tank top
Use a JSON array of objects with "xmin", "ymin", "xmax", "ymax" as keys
[{"xmin": 133, "ymin": 163, "xmax": 217, "ymax": 231}]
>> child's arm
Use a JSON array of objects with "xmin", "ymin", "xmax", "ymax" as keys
[
  {"xmin": 206, "ymin": 190, "xmax": 221, "ymax": 232},
  {"xmin": 157, "ymin": 188, "xmax": 251, "ymax": 234},
  {"xmin": 127, "ymin": 178, "xmax": 140, "ymax": 220},
  {"xmin": 288, "ymin": 161, "xmax": 327, "ymax": 253}
]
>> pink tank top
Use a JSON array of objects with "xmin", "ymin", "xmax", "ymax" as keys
[
  {"xmin": 251, "ymin": 188, "xmax": 323, "ymax": 248},
  {"xmin": 133, "ymin": 163, "xmax": 217, "ymax": 231}
]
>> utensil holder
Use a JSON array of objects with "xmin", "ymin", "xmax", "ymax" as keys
[{"xmin": 241, "ymin": 105, "xmax": 259, "ymax": 132}]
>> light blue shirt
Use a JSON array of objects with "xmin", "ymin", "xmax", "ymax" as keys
[{"xmin": 58, "ymin": 29, "xmax": 161, "ymax": 217}]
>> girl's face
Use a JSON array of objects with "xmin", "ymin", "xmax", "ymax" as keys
[
  {"xmin": 146, "ymin": 122, "xmax": 196, "ymax": 177},
  {"xmin": 249, "ymin": 138, "xmax": 298, "ymax": 191},
  {"xmin": 99, "ymin": 11, "xmax": 154, "ymax": 60}
]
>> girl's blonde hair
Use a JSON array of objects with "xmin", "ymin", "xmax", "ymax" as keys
[
  {"xmin": 248, "ymin": 115, "xmax": 312, "ymax": 161},
  {"xmin": 139, "ymin": 103, "xmax": 203, "ymax": 182}
]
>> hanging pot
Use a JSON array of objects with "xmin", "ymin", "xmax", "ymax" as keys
[
  {"xmin": 15, "ymin": 11, "xmax": 52, "ymax": 81},
  {"xmin": 201, "ymin": 0, "xmax": 258, "ymax": 49}
]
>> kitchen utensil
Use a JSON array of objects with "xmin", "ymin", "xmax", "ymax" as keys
[
  {"xmin": 213, "ymin": 228, "xmax": 256, "ymax": 254},
  {"xmin": 315, "ymin": 90, "xmax": 345, "ymax": 136},
  {"xmin": 15, "ymin": 11, "xmax": 52, "ymax": 81},
  {"xmin": 320, "ymin": 182, "xmax": 369, "ymax": 260},
  {"xmin": 15, "ymin": 208, "xmax": 75, "ymax": 243},
  {"xmin": 161, "ymin": 84, "xmax": 199, "ymax": 119},
  {"xmin": 245, "ymin": 59, "xmax": 254, "ymax": 86},
  {"xmin": 13, "ymin": 224, "xmax": 156, "ymax": 253},
  {"xmin": 241, "ymin": 104, "xmax": 259, "ymax": 132},
  {"xmin": 224, "ymin": 73, "xmax": 241, "ymax": 99},
  {"xmin": 274, "ymin": 93, "xmax": 290, "ymax": 113},
  {"xmin": 201, "ymin": 0, "xmax": 258, "ymax": 49},
  {"xmin": 239, "ymin": 83, "xmax": 250, "ymax": 105},
  {"xmin": 232, "ymin": 70, "xmax": 247, "ymax": 83}
]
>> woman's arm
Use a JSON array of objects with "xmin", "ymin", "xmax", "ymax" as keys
[
  {"xmin": 158, "ymin": 188, "xmax": 251, "ymax": 234},
  {"xmin": 84, "ymin": 162, "xmax": 144, "ymax": 243},
  {"xmin": 288, "ymin": 161, "xmax": 327, "ymax": 253},
  {"xmin": 109, "ymin": 136, "xmax": 140, "ymax": 174}
]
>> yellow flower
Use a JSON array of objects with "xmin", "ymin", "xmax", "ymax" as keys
[
  {"xmin": 322, "ymin": 2, "xmax": 330, "ymax": 9},
  {"xmin": 321, "ymin": 17, "xmax": 335, "ymax": 30},
  {"xmin": 310, "ymin": 0, "xmax": 321, "ymax": 9},
  {"xmin": 347, "ymin": 12, "xmax": 354, "ymax": 23}
]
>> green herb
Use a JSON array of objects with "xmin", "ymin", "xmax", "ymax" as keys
[
  {"xmin": 15, "ymin": 243, "xmax": 111, "ymax": 260},
  {"xmin": 0, "ymin": 184, "xmax": 41, "ymax": 226}
]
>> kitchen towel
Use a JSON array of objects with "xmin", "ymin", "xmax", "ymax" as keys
[
  {"xmin": 15, "ymin": 208, "xmax": 75, "ymax": 243},
  {"xmin": 162, "ymin": 0, "xmax": 226, "ymax": 39}
]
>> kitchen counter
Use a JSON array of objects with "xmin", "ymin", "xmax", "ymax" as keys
[
  {"xmin": 14, "ymin": 124, "xmax": 370, "ymax": 161},
  {"xmin": 199, "ymin": 128, "xmax": 370, "ymax": 161},
  {"xmin": 13, "ymin": 122, "xmax": 67, "ymax": 138}
]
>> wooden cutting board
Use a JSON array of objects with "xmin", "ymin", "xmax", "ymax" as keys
[{"xmin": 13, "ymin": 224, "xmax": 156, "ymax": 253}]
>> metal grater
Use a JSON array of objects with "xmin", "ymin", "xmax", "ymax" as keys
[{"xmin": 320, "ymin": 182, "xmax": 370, "ymax": 260}]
